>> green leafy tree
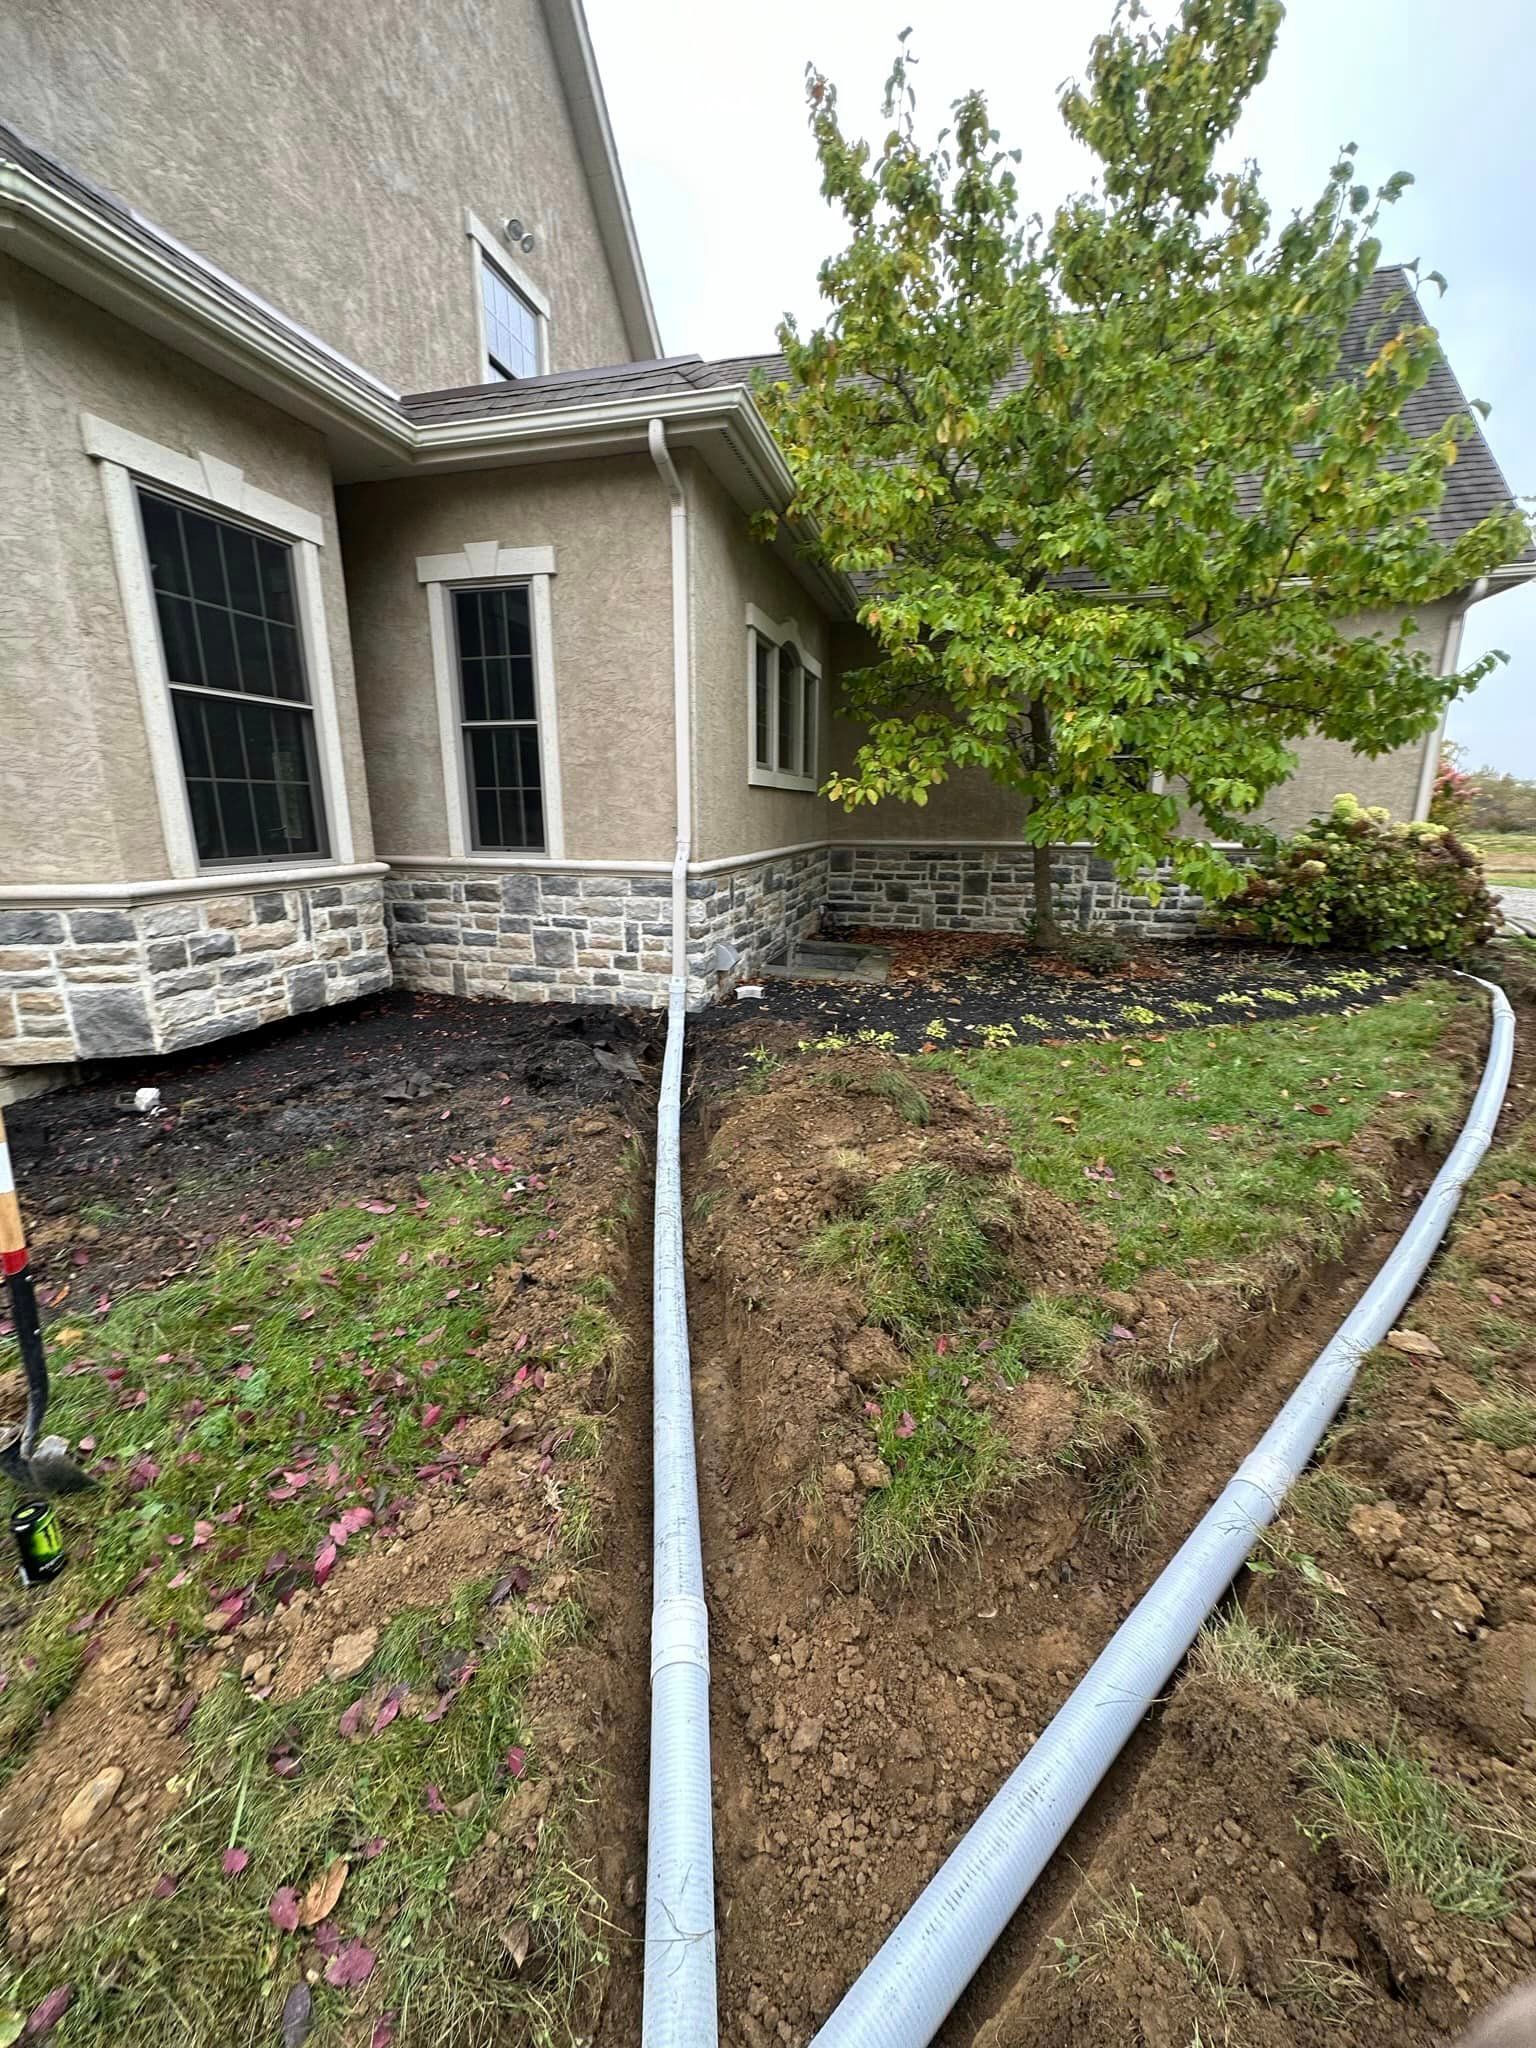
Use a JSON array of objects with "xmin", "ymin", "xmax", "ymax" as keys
[{"xmin": 758, "ymin": 0, "xmax": 1526, "ymax": 938}]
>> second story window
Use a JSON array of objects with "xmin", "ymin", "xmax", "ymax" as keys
[{"xmin": 481, "ymin": 258, "xmax": 541, "ymax": 380}]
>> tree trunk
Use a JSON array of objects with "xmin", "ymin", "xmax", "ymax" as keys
[
  {"xmin": 1027, "ymin": 697, "xmax": 1058, "ymax": 947},
  {"xmin": 1030, "ymin": 840, "xmax": 1058, "ymax": 948}
]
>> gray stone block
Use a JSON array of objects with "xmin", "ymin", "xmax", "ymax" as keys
[
  {"xmin": 339, "ymin": 951, "xmax": 389, "ymax": 979},
  {"xmin": 70, "ymin": 986, "xmax": 155, "ymax": 1057},
  {"xmin": 501, "ymin": 872, "xmax": 541, "ymax": 914},
  {"xmin": 140, "ymin": 903, "xmax": 201, "ymax": 938},
  {"xmin": 155, "ymin": 968, "xmax": 216, "ymax": 997},
  {"xmin": 0, "ymin": 911, "xmax": 65, "ymax": 946},
  {"xmin": 288, "ymin": 964, "xmax": 328, "ymax": 1012},
  {"xmin": 69, "ymin": 910, "xmax": 135, "ymax": 943},
  {"xmin": 147, "ymin": 939, "xmax": 188, "ymax": 974},
  {"xmin": 310, "ymin": 887, "xmax": 343, "ymax": 907},
  {"xmin": 188, "ymin": 930, "xmax": 236, "ymax": 963},
  {"xmin": 533, "ymin": 927, "xmax": 576, "ymax": 968},
  {"xmin": 161, "ymin": 1007, "xmax": 261, "ymax": 1052},
  {"xmin": 254, "ymin": 892, "xmax": 288, "ymax": 923}
]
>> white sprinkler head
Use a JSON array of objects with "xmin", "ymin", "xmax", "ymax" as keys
[{"xmin": 133, "ymin": 1086, "xmax": 162, "ymax": 1115}]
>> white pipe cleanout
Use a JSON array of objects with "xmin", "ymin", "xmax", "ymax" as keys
[
  {"xmin": 813, "ymin": 976, "xmax": 1514, "ymax": 2048},
  {"xmin": 642, "ymin": 418, "xmax": 719, "ymax": 2046}
]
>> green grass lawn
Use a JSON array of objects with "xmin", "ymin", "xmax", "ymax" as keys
[
  {"xmin": 1469, "ymin": 831, "xmax": 1536, "ymax": 888},
  {"xmin": 935, "ymin": 982, "xmax": 1468, "ymax": 1286},
  {"xmin": 0, "ymin": 1166, "xmax": 623, "ymax": 2047},
  {"xmin": 822, "ymin": 982, "xmax": 1472, "ymax": 1576}
]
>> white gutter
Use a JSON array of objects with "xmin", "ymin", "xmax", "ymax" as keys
[
  {"xmin": 812, "ymin": 975, "xmax": 1514, "ymax": 2048},
  {"xmin": 641, "ymin": 418, "xmax": 718, "ymax": 2046},
  {"xmin": 1414, "ymin": 575, "xmax": 1491, "ymax": 821}
]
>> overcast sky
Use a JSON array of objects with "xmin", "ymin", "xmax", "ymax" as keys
[{"xmin": 587, "ymin": 0, "xmax": 1533, "ymax": 776}]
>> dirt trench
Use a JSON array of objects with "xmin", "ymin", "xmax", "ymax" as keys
[{"xmin": 676, "ymin": 1020, "xmax": 1510, "ymax": 2048}]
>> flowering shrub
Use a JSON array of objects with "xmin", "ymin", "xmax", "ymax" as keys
[
  {"xmin": 1214, "ymin": 794, "xmax": 1498, "ymax": 963},
  {"xmin": 1430, "ymin": 744, "xmax": 1479, "ymax": 829}
]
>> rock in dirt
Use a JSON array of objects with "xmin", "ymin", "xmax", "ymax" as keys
[
  {"xmin": 827, "ymin": 1462, "xmax": 857, "ymax": 1495},
  {"xmin": 789, "ymin": 1718, "xmax": 824, "ymax": 1755},
  {"xmin": 1386, "ymin": 1327, "xmax": 1443, "ymax": 1359},
  {"xmin": 854, "ymin": 1457, "xmax": 891, "ymax": 1492},
  {"xmin": 1348, "ymin": 1500, "xmax": 1406, "ymax": 1566},
  {"xmin": 842, "ymin": 1327, "xmax": 905, "ymax": 1388},
  {"xmin": 324, "ymin": 1630, "xmax": 379, "ymax": 1682},
  {"xmin": 1098, "ymin": 1289, "xmax": 1140, "ymax": 1324},
  {"xmin": 1188, "ymin": 1892, "xmax": 1247, "ymax": 1983},
  {"xmin": 58, "ymin": 1766, "xmax": 124, "ymax": 1842},
  {"xmin": 1435, "ymin": 1582, "xmax": 1485, "ymax": 1629},
  {"xmin": 1459, "ymin": 1625, "xmax": 1536, "ymax": 1758}
]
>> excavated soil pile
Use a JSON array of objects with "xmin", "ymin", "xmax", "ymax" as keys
[
  {"xmin": 974, "ymin": 1147, "xmax": 1536, "ymax": 2048},
  {"xmin": 686, "ymin": 1039, "xmax": 1486, "ymax": 2047}
]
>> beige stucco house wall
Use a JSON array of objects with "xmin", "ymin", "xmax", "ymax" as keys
[
  {"xmin": 0, "ymin": 0, "xmax": 635, "ymax": 391},
  {"xmin": 1, "ymin": 258, "xmax": 373, "ymax": 888},
  {"xmin": 0, "ymin": 257, "xmax": 389, "ymax": 1068},
  {"xmin": 339, "ymin": 455, "xmax": 673, "ymax": 866},
  {"xmin": 687, "ymin": 459, "xmax": 832, "ymax": 865}
]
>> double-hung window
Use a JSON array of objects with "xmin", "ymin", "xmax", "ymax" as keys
[
  {"xmin": 747, "ymin": 609, "xmax": 820, "ymax": 791},
  {"xmin": 452, "ymin": 584, "xmax": 545, "ymax": 850},
  {"xmin": 139, "ymin": 490, "xmax": 327, "ymax": 864}
]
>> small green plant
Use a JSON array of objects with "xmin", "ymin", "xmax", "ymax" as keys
[
  {"xmin": 1216, "ymin": 795, "xmax": 1498, "ymax": 962},
  {"xmin": 1306, "ymin": 1739, "xmax": 1522, "ymax": 1918},
  {"xmin": 975, "ymin": 1021, "xmax": 1019, "ymax": 1049},
  {"xmin": 1119, "ymin": 1004, "xmax": 1163, "ymax": 1026},
  {"xmin": 744, "ymin": 1043, "xmax": 782, "ymax": 1079},
  {"xmin": 1326, "ymin": 1183, "xmax": 1366, "ymax": 1220},
  {"xmin": 810, "ymin": 1163, "xmax": 1015, "ymax": 1343},
  {"xmin": 924, "ymin": 1018, "xmax": 949, "ymax": 1041}
]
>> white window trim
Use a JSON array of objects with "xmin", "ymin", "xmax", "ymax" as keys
[
  {"xmin": 745, "ymin": 603, "xmax": 821, "ymax": 793},
  {"xmin": 465, "ymin": 209, "xmax": 551, "ymax": 381},
  {"xmin": 416, "ymin": 543, "xmax": 564, "ymax": 859},
  {"xmin": 85, "ymin": 414, "xmax": 354, "ymax": 880}
]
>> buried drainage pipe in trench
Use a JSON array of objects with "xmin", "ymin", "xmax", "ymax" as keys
[
  {"xmin": 642, "ymin": 419, "xmax": 719, "ymax": 2046},
  {"xmin": 812, "ymin": 975, "xmax": 1515, "ymax": 2048}
]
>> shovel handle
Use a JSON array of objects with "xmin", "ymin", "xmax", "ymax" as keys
[
  {"xmin": 0, "ymin": 1104, "xmax": 24, "ymax": 1273},
  {"xmin": 0, "ymin": 1108, "xmax": 48, "ymax": 1460}
]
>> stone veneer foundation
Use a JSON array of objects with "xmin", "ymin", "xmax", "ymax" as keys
[
  {"xmin": 0, "ymin": 846, "xmax": 1216, "ymax": 1076},
  {"xmin": 825, "ymin": 844, "xmax": 1209, "ymax": 937},
  {"xmin": 383, "ymin": 847, "xmax": 827, "ymax": 1009},
  {"xmin": 0, "ymin": 878, "xmax": 389, "ymax": 1067}
]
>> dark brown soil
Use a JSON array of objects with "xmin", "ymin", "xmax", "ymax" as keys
[
  {"xmin": 2, "ymin": 990, "xmax": 659, "ymax": 1314},
  {"xmin": 682, "ymin": 1016, "xmax": 1506, "ymax": 2047}
]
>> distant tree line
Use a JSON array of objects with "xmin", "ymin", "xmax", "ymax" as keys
[{"xmin": 1437, "ymin": 742, "xmax": 1536, "ymax": 833}]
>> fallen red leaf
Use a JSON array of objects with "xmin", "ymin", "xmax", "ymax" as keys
[
  {"xmin": 269, "ymin": 1885, "xmax": 300, "ymax": 1933},
  {"xmin": 323, "ymin": 1940, "xmax": 376, "ymax": 1989},
  {"xmin": 25, "ymin": 1985, "xmax": 74, "ymax": 2039},
  {"xmin": 221, "ymin": 1847, "xmax": 249, "ymax": 1877}
]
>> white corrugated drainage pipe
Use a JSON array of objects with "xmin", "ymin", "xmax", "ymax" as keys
[
  {"xmin": 642, "ymin": 418, "xmax": 718, "ymax": 2046},
  {"xmin": 812, "ymin": 975, "xmax": 1514, "ymax": 2048}
]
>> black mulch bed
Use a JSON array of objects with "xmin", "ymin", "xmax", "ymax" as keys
[
  {"xmin": 696, "ymin": 935, "xmax": 1421, "ymax": 1063},
  {"xmin": 6, "ymin": 990, "xmax": 660, "ymax": 1259}
]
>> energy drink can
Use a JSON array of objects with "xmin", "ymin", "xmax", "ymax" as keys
[{"xmin": 10, "ymin": 1502, "xmax": 66, "ymax": 1586}]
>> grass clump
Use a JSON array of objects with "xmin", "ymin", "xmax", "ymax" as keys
[
  {"xmin": 1194, "ymin": 1609, "xmax": 1377, "ymax": 1707},
  {"xmin": 810, "ymin": 1163, "xmax": 1013, "ymax": 1344},
  {"xmin": 1006, "ymin": 1298, "xmax": 1098, "ymax": 1378},
  {"xmin": 1, "ymin": 1583, "xmax": 608, "ymax": 2046},
  {"xmin": 1068, "ymin": 1383, "xmax": 1161, "ymax": 1547},
  {"xmin": 937, "ymin": 986, "xmax": 1466, "ymax": 1285},
  {"xmin": 1307, "ymin": 1740, "xmax": 1522, "ymax": 1918},
  {"xmin": 1459, "ymin": 1388, "xmax": 1536, "ymax": 1451},
  {"xmin": 858, "ymin": 1343, "xmax": 1012, "ymax": 1581},
  {"xmin": 811, "ymin": 1062, "xmax": 932, "ymax": 1126}
]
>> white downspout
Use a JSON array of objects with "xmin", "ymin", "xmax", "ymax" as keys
[
  {"xmin": 650, "ymin": 419, "xmax": 693, "ymax": 975},
  {"xmin": 641, "ymin": 418, "xmax": 718, "ymax": 2048},
  {"xmin": 1414, "ymin": 576, "xmax": 1490, "ymax": 821}
]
